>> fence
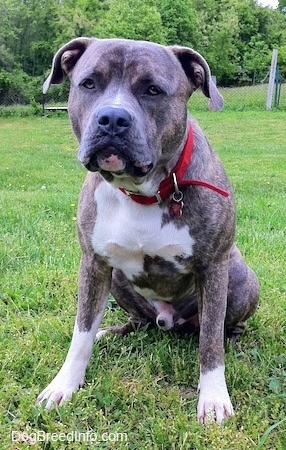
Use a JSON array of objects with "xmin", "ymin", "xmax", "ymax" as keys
[{"xmin": 190, "ymin": 81, "xmax": 286, "ymax": 111}]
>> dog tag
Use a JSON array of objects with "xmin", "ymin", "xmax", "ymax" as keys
[
  {"xmin": 169, "ymin": 173, "xmax": 184, "ymax": 217},
  {"xmin": 169, "ymin": 198, "xmax": 184, "ymax": 217}
]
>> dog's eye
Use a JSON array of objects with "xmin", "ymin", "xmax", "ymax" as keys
[
  {"xmin": 146, "ymin": 85, "xmax": 162, "ymax": 96},
  {"xmin": 82, "ymin": 79, "xmax": 95, "ymax": 90}
]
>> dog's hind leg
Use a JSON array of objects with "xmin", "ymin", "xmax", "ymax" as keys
[
  {"xmin": 95, "ymin": 269, "xmax": 158, "ymax": 340},
  {"xmin": 95, "ymin": 320, "xmax": 154, "ymax": 340},
  {"xmin": 226, "ymin": 244, "xmax": 259, "ymax": 338}
]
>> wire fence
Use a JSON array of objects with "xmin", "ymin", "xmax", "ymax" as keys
[{"xmin": 190, "ymin": 81, "xmax": 286, "ymax": 111}]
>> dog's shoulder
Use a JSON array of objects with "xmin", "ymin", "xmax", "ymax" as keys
[{"xmin": 77, "ymin": 172, "xmax": 103, "ymax": 251}]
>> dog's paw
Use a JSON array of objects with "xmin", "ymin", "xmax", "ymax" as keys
[
  {"xmin": 95, "ymin": 328, "xmax": 110, "ymax": 340},
  {"xmin": 37, "ymin": 364, "xmax": 84, "ymax": 410},
  {"xmin": 197, "ymin": 366, "xmax": 234, "ymax": 425},
  {"xmin": 197, "ymin": 396, "xmax": 234, "ymax": 425}
]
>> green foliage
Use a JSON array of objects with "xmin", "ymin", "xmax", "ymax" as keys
[
  {"xmin": 0, "ymin": 105, "xmax": 40, "ymax": 117},
  {"xmin": 0, "ymin": 69, "xmax": 42, "ymax": 105},
  {"xmin": 278, "ymin": 0, "xmax": 286, "ymax": 11},
  {"xmin": 53, "ymin": 0, "xmax": 105, "ymax": 47},
  {"xmin": 0, "ymin": 0, "xmax": 59, "ymax": 77},
  {"xmin": 278, "ymin": 45, "xmax": 286, "ymax": 76},
  {"xmin": 94, "ymin": 0, "xmax": 166, "ymax": 43},
  {"xmin": 195, "ymin": 0, "xmax": 240, "ymax": 84},
  {"xmin": 1, "ymin": 0, "xmax": 286, "ymax": 104},
  {"xmin": 242, "ymin": 36, "xmax": 271, "ymax": 84},
  {"xmin": 157, "ymin": 0, "xmax": 199, "ymax": 46}
]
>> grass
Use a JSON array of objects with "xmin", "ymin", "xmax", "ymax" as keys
[{"xmin": 0, "ymin": 111, "xmax": 285, "ymax": 449}]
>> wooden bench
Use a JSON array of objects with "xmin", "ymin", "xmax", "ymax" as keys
[
  {"xmin": 44, "ymin": 106, "xmax": 68, "ymax": 111},
  {"xmin": 42, "ymin": 95, "xmax": 68, "ymax": 113}
]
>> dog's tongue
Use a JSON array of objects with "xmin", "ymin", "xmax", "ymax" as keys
[{"xmin": 97, "ymin": 154, "xmax": 126, "ymax": 173}]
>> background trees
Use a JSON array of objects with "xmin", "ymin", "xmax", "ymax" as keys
[
  {"xmin": 0, "ymin": 0, "xmax": 286, "ymax": 104},
  {"xmin": 94, "ymin": 0, "xmax": 166, "ymax": 43}
]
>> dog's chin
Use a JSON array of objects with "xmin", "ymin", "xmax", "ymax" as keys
[
  {"xmin": 100, "ymin": 165, "xmax": 154, "ymax": 187},
  {"xmin": 84, "ymin": 158, "xmax": 153, "ymax": 179},
  {"xmin": 110, "ymin": 163, "xmax": 154, "ymax": 181}
]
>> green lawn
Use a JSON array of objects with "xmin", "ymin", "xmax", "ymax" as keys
[{"xmin": 0, "ymin": 112, "xmax": 285, "ymax": 449}]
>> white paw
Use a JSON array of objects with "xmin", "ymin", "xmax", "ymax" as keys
[
  {"xmin": 37, "ymin": 363, "xmax": 84, "ymax": 410},
  {"xmin": 95, "ymin": 328, "xmax": 109, "ymax": 340},
  {"xmin": 197, "ymin": 366, "xmax": 234, "ymax": 425}
]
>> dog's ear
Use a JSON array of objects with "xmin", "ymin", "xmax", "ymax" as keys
[
  {"xmin": 170, "ymin": 46, "xmax": 224, "ymax": 111},
  {"xmin": 43, "ymin": 37, "xmax": 95, "ymax": 94}
]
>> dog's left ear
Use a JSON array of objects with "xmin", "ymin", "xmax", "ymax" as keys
[{"xmin": 170, "ymin": 46, "xmax": 224, "ymax": 111}]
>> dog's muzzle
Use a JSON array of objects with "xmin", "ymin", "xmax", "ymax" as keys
[{"xmin": 79, "ymin": 106, "xmax": 154, "ymax": 177}]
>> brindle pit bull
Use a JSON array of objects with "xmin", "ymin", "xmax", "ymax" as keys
[{"xmin": 37, "ymin": 38, "xmax": 259, "ymax": 424}]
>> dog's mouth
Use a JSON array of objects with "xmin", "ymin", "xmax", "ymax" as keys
[{"xmin": 81, "ymin": 152, "xmax": 154, "ymax": 178}]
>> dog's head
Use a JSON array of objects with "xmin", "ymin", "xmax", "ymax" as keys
[{"xmin": 44, "ymin": 38, "xmax": 223, "ymax": 189}]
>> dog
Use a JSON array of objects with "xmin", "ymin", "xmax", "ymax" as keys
[{"xmin": 37, "ymin": 38, "xmax": 259, "ymax": 424}]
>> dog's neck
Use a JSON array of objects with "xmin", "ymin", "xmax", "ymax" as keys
[{"xmin": 113, "ymin": 125, "xmax": 230, "ymax": 209}]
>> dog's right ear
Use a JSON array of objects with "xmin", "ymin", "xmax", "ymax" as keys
[
  {"xmin": 170, "ymin": 46, "xmax": 224, "ymax": 111},
  {"xmin": 43, "ymin": 37, "xmax": 95, "ymax": 94}
]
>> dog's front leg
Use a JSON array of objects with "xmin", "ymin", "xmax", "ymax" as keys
[
  {"xmin": 37, "ymin": 255, "xmax": 111, "ymax": 410},
  {"xmin": 197, "ymin": 260, "xmax": 234, "ymax": 424}
]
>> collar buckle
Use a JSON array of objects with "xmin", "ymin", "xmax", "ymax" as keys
[
  {"xmin": 172, "ymin": 173, "xmax": 184, "ymax": 202},
  {"xmin": 155, "ymin": 191, "xmax": 163, "ymax": 203}
]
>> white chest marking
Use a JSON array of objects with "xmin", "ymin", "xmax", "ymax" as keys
[{"xmin": 91, "ymin": 182, "xmax": 194, "ymax": 279}]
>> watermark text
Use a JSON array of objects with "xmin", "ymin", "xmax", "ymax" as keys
[{"xmin": 11, "ymin": 430, "xmax": 128, "ymax": 445}]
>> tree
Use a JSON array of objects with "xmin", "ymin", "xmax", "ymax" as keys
[
  {"xmin": 54, "ymin": 0, "xmax": 105, "ymax": 47},
  {"xmin": 157, "ymin": 0, "xmax": 199, "ymax": 47},
  {"xmin": 0, "ymin": 0, "xmax": 23, "ymax": 70},
  {"xmin": 194, "ymin": 0, "xmax": 240, "ymax": 84},
  {"xmin": 234, "ymin": 0, "xmax": 286, "ymax": 84},
  {"xmin": 0, "ymin": 0, "xmax": 59, "ymax": 77},
  {"xmin": 278, "ymin": 0, "xmax": 286, "ymax": 12},
  {"xmin": 1, "ymin": 0, "xmax": 286, "ymax": 104},
  {"xmin": 278, "ymin": 46, "xmax": 286, "ymax": 76},
  {"xmin": 242, "ymin": 36, "xmax": 271, "ymax": 83},
  {"xmin": 94, "ymin": 0, "xmax": 166, "ymax": 43}
]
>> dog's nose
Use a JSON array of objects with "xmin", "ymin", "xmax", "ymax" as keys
[{"xmin": 97, "ymin": 107, "xmax": 132, "ymax": 136}]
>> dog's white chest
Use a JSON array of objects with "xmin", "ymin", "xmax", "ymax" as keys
[{"xmin": 91, "ymin": 182, "xmax": 194, "ymax": 281}]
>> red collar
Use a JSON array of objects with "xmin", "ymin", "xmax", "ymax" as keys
[{"xmin": 119, "ymin": 126, "xmax": 229, "ymax": 207}]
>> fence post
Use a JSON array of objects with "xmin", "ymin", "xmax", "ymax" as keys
[{"xmin": 266, "ymin": 49, "xmax": 278, "ymax": 111}]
